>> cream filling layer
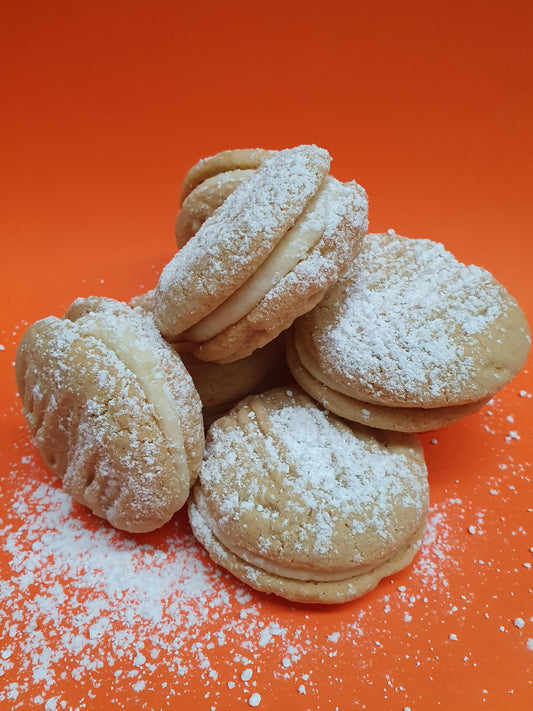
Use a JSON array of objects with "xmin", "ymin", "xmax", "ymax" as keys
[
  {"xmin": 78, "ymin": 317, "xmax": 189, "ymax": 476},
  {"xmin": 184, "ymin": 176, "xmax": 343, "ymax": 343},
  {"xmin": 196, "ymin": 490, "xmax": 370, "ymax": 582}
]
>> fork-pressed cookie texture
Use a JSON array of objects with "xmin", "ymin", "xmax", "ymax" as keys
[{"xmin": 188, "ymin": 387, "xmax": 429, "ymax": 603}]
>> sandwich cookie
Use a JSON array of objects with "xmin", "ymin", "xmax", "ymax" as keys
[
  {"xmin": 154, "ymin": 145, "xmax": 369, "ymax": 364},
  {"xmin": 176, "ymin": 148, "xmax": 273, "ymax": 247},
  {"xmin": 188, "ymin": 387, "xmax": 429, "ymax": 604},
  {"xmin": 15, "ymin": 297, "xmax": 204, "ymax": 533},
  {"xmin": 289, "ymin": 231, "xmax": 531, "ymax": 432}
]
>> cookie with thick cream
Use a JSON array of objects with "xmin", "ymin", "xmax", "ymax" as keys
[
  {"xmin": 154, "ymin": 145, "xmax": 369, "ymax": 363},
  {"xmin": 15, "ymin": 297, "xmax": 204, "ymax": 533},
  {"xmin": 176, "ymin": 148, "xmax": 273, "ymax": 247},
  {"xmin": 289, "ymin": 231, "xmax": 531, "ymax": 432},
  {"xmin": 188, "ymin": 387, "xmax": 429, "ymax": 604}
]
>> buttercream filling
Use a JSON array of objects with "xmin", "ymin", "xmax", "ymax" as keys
[{"xmin": 183, "ymin": 176, "xmax": 343, "ymax": 343}]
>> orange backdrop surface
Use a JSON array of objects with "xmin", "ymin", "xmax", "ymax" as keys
[{"xmin": 1, "ymin": 1, "xmax": 532, "ymax": 710}]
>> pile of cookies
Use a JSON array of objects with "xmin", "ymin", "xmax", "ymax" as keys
[{"xmin": 15, "ymin": 145, "xmax": 530, "ymax": 604}]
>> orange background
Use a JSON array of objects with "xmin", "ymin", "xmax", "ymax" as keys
[{"xmin": 1, "ymin": 1, "xmax": 532, "ymax": 709}]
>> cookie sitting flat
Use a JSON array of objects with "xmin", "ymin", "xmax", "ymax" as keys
[
  {"xmin": 176, "ymin": 148, "xmax": 273, "ymax": 247},
  {"xmin": 289, "ymin": 231, "xmax": 531, "ymax": 432},
  {"xmin": 154, "ymin": 145, "xmax": 368, "ymax": 363},
  {"xmin": 15, "ymin": 297, "xmax": 204, "ymax": 533},
  {"xmin": 188, "ymin": 387, "xmax": 429, "ymax": 604}
]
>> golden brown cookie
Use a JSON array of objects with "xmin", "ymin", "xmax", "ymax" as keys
[
  {"xmin": 188, "ymin": 387, "xmax": 429, "ymax": 604},
  {"xmin": 15, "ymin": 297, "xmax": 204, "ymax": 533},
  {"xmin": 289, "ymin": 231, "xmax": 531, "ymax": 431},
  {"xmin": 154, "ymin": 145, "xmax": 368, "ymax": 364}
]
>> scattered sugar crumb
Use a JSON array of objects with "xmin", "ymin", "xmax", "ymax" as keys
[
  {"xmin": 514, "ymin": 618, "xmax": 525, "ymax": 629},
  {"xmin": 241, "ymin": 669, "xmax": 253, "ymax": 682},
  {"xmin": 248, "ymin": 692, "xmax": 261, "ymax": 707}
]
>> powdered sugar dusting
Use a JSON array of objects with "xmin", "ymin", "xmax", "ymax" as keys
[{"xmin": 317, "ymin": 233, "xmax": 516, "ymax": 405}]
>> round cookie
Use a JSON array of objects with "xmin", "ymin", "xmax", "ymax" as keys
[
  {"xmin": 176, "ymin": 148, "xmax": 273, "ymax": 247},
  {"xmin": 15, "ymin": 297, "xmax": 204, "ymax": 533},
  {"xmin": 154, "ymin": 145, "xmax": 369, "ymax": 364},
  {"xmin": 188, "ymin": 387, "xmax": 429, "ymax": 604},
  {"xmin": 290, "ymin": 231, "xmax": 531, "ymax": 432}
]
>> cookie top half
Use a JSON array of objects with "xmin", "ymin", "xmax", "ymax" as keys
[{"xmin": 295, "ymin": 232, "xmax": 531, "ymax": 408}]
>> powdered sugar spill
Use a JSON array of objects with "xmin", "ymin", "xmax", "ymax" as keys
[{"xmin": 1, "ymin": 350, "xmax": 532, "ymax": 708}]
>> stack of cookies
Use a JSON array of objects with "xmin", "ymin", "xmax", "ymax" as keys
[{"xmin": 15, "ymin": 145, "xmax": 530, "ymax": 604}]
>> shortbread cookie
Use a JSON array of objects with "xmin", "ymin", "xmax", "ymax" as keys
[
  {"xmin": 154, "ymin": 145, "xmax": 369, "ymax": 363},
  {"xmin": 188, "ymin": 387, "xmax": 429, "ymax": 604},
  {"xmin": 15, "ymin": 297, "xmax": 204, "ymax": 533},
  {"xmin": 176, "ymin": 148, "xmax": 273, "ymax": 247},
  {"xmin": 289, "ymin": 231, "xmax": 531, "ymax": 431}
]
